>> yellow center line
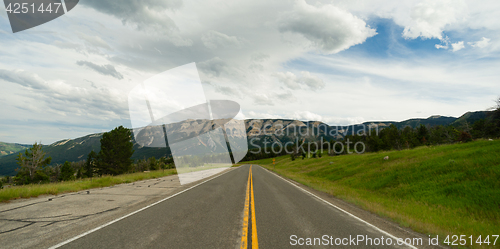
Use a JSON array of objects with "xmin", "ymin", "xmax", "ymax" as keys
[
  {"xmin": 240, "ymin": 165, "xmax": 259, "ymax": 249},
  {"xmin": 250, "ymin": 166, "xmax": 259, "ymax": 248},
  {"xmin": 240, "ymin": 165, "xmax": 251, "ymax": 249}
]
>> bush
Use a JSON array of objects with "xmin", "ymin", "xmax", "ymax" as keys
[
  {"xmin": 458, "ymin": 131, "xmax": 473, "ymax": 143},
  {"xmin": 33, "ymin": 170, "xmax": 50, "ymax": 184}
]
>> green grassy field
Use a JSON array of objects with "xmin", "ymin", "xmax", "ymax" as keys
[
  {"xmin": 0, "ymin": 169, "xmax": 177, "ymax": 202},
  {"xmin": 246, "ymin": 139, "xmax": 500, "ymax": 248}
]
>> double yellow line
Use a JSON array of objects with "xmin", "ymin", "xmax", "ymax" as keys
[{"xmin": 240, "ymin": 165, "xmax": 258, "ymax": 249}]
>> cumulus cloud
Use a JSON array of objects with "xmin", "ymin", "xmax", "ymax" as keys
[
  {"xmin": 275, "ymin": 71, "xmax": 325, "ymax": 91},
  {"xmin": 434, "ymin": 37, "xmax": 466, "ymax": 51},
  {"xmin": 402, "ymin": 0, "xmax": 467, "ymax": 40},
  {"xmin": 435, "ymin": 44, "xmax": 448, "ymax": 49},
  {"xmin": 201, "ymin": 30, "xmax": 245, "ymax": 49},
  {"xmin": 278, "ymin": 0, "xmax": 377, "ymax": 54},
  {"xmin": 451, "ymin": 41, "xmax": 465, "ymax": 52},
  {"xmin": 468, "ymin": 37, "xmax": 490, "ymax": 48},
  {"xmin": 76, "ymin": 61, "xmax": 124, "ymax": 80}
]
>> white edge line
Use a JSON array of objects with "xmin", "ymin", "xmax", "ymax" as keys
[
  {"xmin": 48, "ymin": 168, "xmax": 235, "ymax": 249},
  {"xmin": 260, "ymin": 166, "xmax": 418, "ymax": 249}
]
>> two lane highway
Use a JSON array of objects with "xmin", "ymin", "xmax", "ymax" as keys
[{"xmin": 54, "ymin": 165, "xmax": 414, "ymax": 248}]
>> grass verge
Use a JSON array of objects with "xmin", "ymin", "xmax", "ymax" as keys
[
  {"xmin": 0, "ymin": 169, "xmax": 177, "ymax": 202},
  {"xmin": 245, "ymin": 139, "xmax": 500, "ymax": 249}
]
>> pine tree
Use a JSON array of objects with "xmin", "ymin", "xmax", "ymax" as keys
[
  {"xmin": 59, "ymin": 161, "xmax": 75, "ymax": 181},
  {"xmin": 96, "ymin": 126, "xmax": 135, "ymax": 175},
  {"xmin": 85, "ymin": 150, "xmax": 97, "ymax": 178}
]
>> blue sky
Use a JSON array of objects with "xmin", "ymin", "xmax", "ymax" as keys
[{"xmin": 0, "ymin": 0, "xmax": 499, "ymax": 144}]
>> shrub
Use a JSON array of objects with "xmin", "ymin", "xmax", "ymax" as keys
[{"xmin": 458, "ymin": 131, "xmax": 473, "ymax": 143}]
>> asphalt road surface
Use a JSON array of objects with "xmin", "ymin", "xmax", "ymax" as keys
[{"xmin": 53, "ymin": 165, "xmax": 417, "ymax": 249}]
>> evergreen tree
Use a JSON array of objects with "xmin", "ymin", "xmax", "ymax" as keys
[
  {"xmin": 59, "ymin": 161, "xmax": 75, "ymax": 181},
  {"xmin": 97, "ymin": 126, "xmax": 135, "ymax": 175},
  {"xmin": 417, "ymin": 124, "xmax": 429, "ymax": 145},
  {"xmin": 149, "ymin": 157, "xmax": 159, "ymax": 170},
  {"xmin": 85, "ymin": 150, "xmax": 97, "ymax": 178}
]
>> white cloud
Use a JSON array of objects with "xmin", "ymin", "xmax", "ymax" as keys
[
  {"xmin": 451, "ymin": 41, "xmax": 465, "ymax": 52},
  {"xmin": 81, "ymin": 0, "xmax": 181, "ymax": 31},
  {"xmin": 76, "ymin": 61, "xmax": 124, "ymax": 79},
  {"xmin": 468, "ymin": 37, "xmax": 490, "ymax": 48},
  {"xmin": 290, "ymin": 110, "xmax": 323, "ymax": 122},
  {"xmin": 275, "ymin": 71, "xmax": 325, "ymax": 91},
  {"xmin": 0, "ymin": 69, "xmax": 127, "ymax": 120},
  {"xmin": 247, "ymin": 111, "xmax": 282, "ymax": 119},
  {"xmin": 201, "ymin": 30, "xmax": 245, "ymax": 49},
  {"xmin": 402, "ymin": 0, "xmax": 467, "ymax": 40},
  {"xmin": 78, "ymin": 32, "xmax": 111, "ymax": 50},
  {"xmin": 0, "ymin": 69, "xmax": 47, "ymax": 90},
  {"xmin": 278, "ymin": 0, "xmax": 377, "ymax": 54},
  {"xmin": 1, "ymin": 0, "xmax": 500, "ymax": 144},
  {"xmin": 245, "ymin": 110, "xmax": 365, "ymax": 126},
  {"xmin": 214, "ymin": 85, "xmax": 241, "ymax": 97},
  {"xmin": 81, "ymin": 0, "xmax": 192, "ymax": 47},
  {"xmin": 197, "ymin": 57, "xmax": 227, "ymax": 77},
  {"xmin": 435, "ymin": 44, "xmax": 448, "ymax": 49}
]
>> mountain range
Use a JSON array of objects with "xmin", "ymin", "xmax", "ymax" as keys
[{"xmin": 0, "ymin": 110, "xmax": 490, "ymax": 176}]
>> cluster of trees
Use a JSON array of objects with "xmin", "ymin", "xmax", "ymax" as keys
[
  {"xmin": 345, "ymin": 111, "xmax": 499, "ymax": 154},
  {"xmin": 241, "ymin": 142, "xmax": 295, "ymax": 161},
  {"xmin": 134, "ymin": 156, "xmax": 175, "ymax": 172},
  {"xmin": 6, "ymin": 126, "xmax": 175, "ymax": 186},
  {"xmin": 174, "ymin": 153, "xmax": 235, "ymax": 168}
]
